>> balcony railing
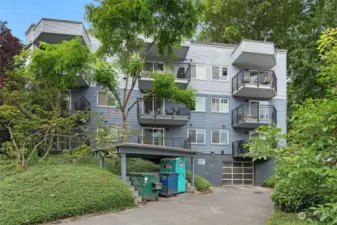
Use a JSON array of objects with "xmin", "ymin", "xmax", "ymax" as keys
[
  {"xmin": 61, "ymin": 95, "xmax": 91, "ymax": 122},
  {"xmin": 137, "ymin": 136, "xmax": 191, "ymax": 149},
  {"xmin": 232, "ymin": 140, "xmax": 249, "ymax": 158},
  {"xmin": 137, "ymin": 98, "xmax": 191, "ymax": 119},
  {"xmin": 141, "ymin": 62, "xmax": 191, "ymax": 81},
  {"xmin": 232, "ymin": 70, "xmax": 277, "ymax": 94},
  {"xmin": 232, "ymin": 104, "xmax": 277, "ymax": 128}
]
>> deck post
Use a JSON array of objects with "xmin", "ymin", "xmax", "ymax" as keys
[
  {"xmin": 121, "ymin": 153, "xmax": 127, "ymax": 183},
  {"xmin": 191, "ymin": 157, "xmax": 195, "ymax": 188},
  {"xmin": 99, "ymin": 153, "xmax": 104, "ymax": 168}
]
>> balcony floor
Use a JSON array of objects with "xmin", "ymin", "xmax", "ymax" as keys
[
  {"xmin": 233, "ymin": 85, "xmax": 276, "ymax": 99},
  {"xmin": 233, "ymin": 119, "xmax": 275, "ymax": 129},
  {"xmin": 138, "ymin": 114, "xmax": 190, "ymax": 126}
]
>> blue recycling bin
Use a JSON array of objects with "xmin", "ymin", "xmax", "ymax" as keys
[{"xmin": 159, "ymin": 172, "xmax": 179, "ymax": 197}]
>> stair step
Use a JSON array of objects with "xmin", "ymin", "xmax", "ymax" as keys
[
  {"xmin": 135, "ymin": 195, "xmax": 142, "ymax": 203},
  {"xmin": 133, "ymin": 190, "xmax": 139, "ymax": 197},
  {"xmin": 129, "ymin": 186, "xmax": 135, "ymax": 191}
]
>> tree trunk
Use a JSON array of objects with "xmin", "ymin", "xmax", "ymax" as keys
[{"xmin": 122, "ymin": 112, "xmax": 127, "ymax": 143}]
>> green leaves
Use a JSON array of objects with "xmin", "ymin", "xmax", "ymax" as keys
[
  {"xmin": 151, "ymin": 73, "xmax": 196, "ymax": 109},
  {"xmin": 85, "ymin": 0, "xmax": 203, "ymax": 61}
]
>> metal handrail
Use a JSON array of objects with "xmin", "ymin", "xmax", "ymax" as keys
[
  {"xmin": 232, "ymin": 140, "xmax": 249, "ymax": 157},
  {"xmin": 232, "ymin": 69, "xmax": 277, "ymax": 94},
  {"xmin": 232, "ymin": 104, "xmax": 277, "ymax": 126},
  {"xmin": 136, "ymin": 97, "xmax": 191, "ymax": 119},
  {"xmin": 137, "ymin": 136, "xmax": 191, "ymax": 149}
]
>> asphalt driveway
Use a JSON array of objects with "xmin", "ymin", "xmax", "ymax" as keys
[{"xmin": 54, "ymin": 186, "xmax": 273, "ymax": 225}]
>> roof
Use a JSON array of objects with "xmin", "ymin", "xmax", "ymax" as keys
[{"xmin": 192, "ymin": 39, "xmax": 287, "ymax": 52}]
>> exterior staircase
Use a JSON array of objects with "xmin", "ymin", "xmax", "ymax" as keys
[{"xmin": 125, "ymin": 176, "xmax": 142, "ymax": 203}]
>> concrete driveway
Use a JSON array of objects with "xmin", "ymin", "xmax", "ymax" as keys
[{"xmin": 55, "ymin": 186, "xmax": 273, "ymax": 225}]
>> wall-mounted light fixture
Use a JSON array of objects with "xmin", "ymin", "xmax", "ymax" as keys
[
  {"xmin": 211, "ymin": 151, "xmax": 214, "ymax": 157},
  {"xmin": 221, "ymin": 150, "xmax": 224, "ymax": 155}
]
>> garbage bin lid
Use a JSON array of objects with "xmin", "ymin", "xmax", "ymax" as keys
[
  {"xmin": 159, "ymin": 172, "xmax": 178, "ymax": 175},
  {"xmin": 127, "ymin": 172, "xmax": 159, "ymax": 176}
]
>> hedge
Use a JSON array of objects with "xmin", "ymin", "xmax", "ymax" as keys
[
  {"xmin": 186, "ymin": 172, "xmax": 211, "ymax": 192},
  {"xmin": 41, "ymin": 155, "xmax": 160, "ymax": 174},
  {"xmin": 0, "ymin": 165, "xmax": 135, "ymax": 225}
]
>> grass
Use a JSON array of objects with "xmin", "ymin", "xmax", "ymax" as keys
[
  {"xmin": 186, "ymin": 172, "xmax": 211, "ymax": 192},
  {"xmin": 267, "ymin": 212, "xmax": 311, "ymax": 225},
  {"xmin": 0, "ymin": 165, "xmax": 135, "ymax": 225}
]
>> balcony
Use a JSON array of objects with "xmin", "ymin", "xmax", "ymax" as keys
[
  {"xmin": 25, "ymin": 18, "xmax": 90, "ymax": 47},
  {"xmin": 137, "ymin": 98, "xmax": 191, "ymax": 126},
  {"xmin": 232, "ymin": 140, "xmax": 250, "ymax": 159},
  {"xmin": 61, "ymin": 95, "xmax": 91, "ymax": 123},
  {"xmin": 137, "ymin": 136, "xmax": 191, "ymax": 149},
  {"xmin": 232, "ymin": 70, "xmax": 277, "ymax": 98},
  {"xmin": 138, "ymin": 62, "xmax": 191, "ymax": 91},
  {"xmin": 232, "ymin": 40, "xmax": 276, "ymax": 68},
  {"xmin": 140, "ymin": 38, "xmax": 190, "ymax": 61},
  {"xmin": 232, "ymin": 104, "xmax": 277, "ymax": 128}
]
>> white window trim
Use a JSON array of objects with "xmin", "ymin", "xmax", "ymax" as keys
[
  {"xmin": 211, "ymin": 66, "xmax": 229, "ymax": 82},
  {"xmin": 211, "ymin": 130, "xmax": 229, "ymax": 145},
  {"xmin": 211, "ymin": 98, "xmax": 229, "ymax": 113},
  {"xmin": 97, "ymin": 90, "xmax": 116, "ymax": 108},
  {"xmin": 193, "ymin": 97, "xmax": 206, "ymax": 112},
  {"xmin": 191, "ymin": 64, "xmax": 207, "ymax": 80},
  {"xmin": 142, "ymin": 127, "xmax": 165, "ymax": 145},
  {"xmin": 188, "ymin": 128, "xmax": 206, "ymax": 145},
  {"xmin": 141, "ymin": 97, "xmax": 165, "ymax": 115}
]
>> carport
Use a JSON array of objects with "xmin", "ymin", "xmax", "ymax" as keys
[{"xmin": 106, "ymin": 143, "xmax": 198, "ymax": 188}]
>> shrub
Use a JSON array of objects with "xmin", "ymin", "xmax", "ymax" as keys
[
  {"xmin": 271, "ymin": 172, "xmax": 324, "ymax": 213},
  {"xmin": 262, "ymin": 174, "xmax": 276, "ymax": 188},
  {"xmin": 0, "ymin": 165, "xmax": 135, "ymax": 225},
  {"xmin": 41, "ymin": 155, "xmax": 160, "ymax": 174},
  {"xmin": 186, "ymin": 172, "xmax": 210, "ymax": 192}
]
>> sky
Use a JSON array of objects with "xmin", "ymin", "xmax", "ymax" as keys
[{"xmin": 0, "ymin": 0, "xmax": 91, "ymax": 43}]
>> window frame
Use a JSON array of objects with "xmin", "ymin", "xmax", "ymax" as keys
[
  {"xmin": 142, "ymin": 127, "xmax": 165, "ymax": 146},
  {"xmin": 188, "ymin": 128, "xmax": 206, "ymax": 145},
  {"xmin": 194, "ymin": 97, "xmax": 206, "ymax": 112},
  {"xmin": 211, "ymin": 98, "xmax": 229, "ymax": 113},
  {"xmin": 211, "ymin": 66, "xmax": 229, "ymax": 82},
  {"xmin": 191, "ymin": 64, "xmax": 207, "ymax": 80},
  {"xmin": 211, "ymin": 129, "xmax": 229, "ymax": 145},
  {"xmin": 97, "ymin": 90, "xmax": 116, "ymax": 108}
]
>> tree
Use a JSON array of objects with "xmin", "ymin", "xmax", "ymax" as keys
[
  {"xmin": 0, "ymin": 38, "xmax": 92, "ymax": 166},
  {"xmin": 245, "ymin": 28, "xmax": 337, "ymax": 223},
  {"xmin": 199, "ymin": 0, "xmax": 337, "ymax": 128},
  {"xmin": 86, "ymin": 0, "xmax": 203, "ymax": 141},
  {"xmin": 0, "ymin": 21, "xmax": 22, "ymax": 89}
]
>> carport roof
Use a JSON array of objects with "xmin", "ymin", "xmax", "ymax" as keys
[{"xmin": 115, "ymin": 143, "xmax": 197, "ymax": 158}]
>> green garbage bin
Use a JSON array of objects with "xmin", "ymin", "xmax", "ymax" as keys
[{"xmin": 128, "ymin": 172, "xmax": 162, "ymax": 201}]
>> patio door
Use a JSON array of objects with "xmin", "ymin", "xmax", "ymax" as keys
[
  {"xmin": 143, "ymin": 98, "xmax": 164, "ymax": 115},
  {"xmin": 249, "ymin": 100, "xmax": 269, "ymax": 120},
  {"xmin": 142, "ymin": 128, "xmax": 164, "ymax": 146}
]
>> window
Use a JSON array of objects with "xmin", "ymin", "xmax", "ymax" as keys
[
  {"xmin": 97, "ymin": 90, "xmax": 116, "ymax": 107},
  {"xmin": 212, "ymin": 130, "xmax": 229, "ymax": 145},
  {"xmin": 188, "ymin": 129, "xmax": 205, "ymax": 144},
  {"xmin": 212, "ymin": 67, "xmax": 228, "ymax": 81},
  {"xmin": 142, "ymin": 128, "xmax": 164, "ymax": 146},
  {"xmin": 144, "ymin": 62, "xmax": 164, "ymax": 73},
  {"xmin": 191, "ymin": 65, "xmax": 206, "ymax": 80},
  {"xmin": 194, "ymin": 97, "xmax": 206, "ymax": 112},
  {"xmin": 211, "ymin": 98, "xmax": 229, "ymax": 113}
]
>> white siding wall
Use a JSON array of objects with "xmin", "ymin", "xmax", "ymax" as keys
[{"xmin": 43, "ymin": 20, "xmax": 82, "ymax": 36}]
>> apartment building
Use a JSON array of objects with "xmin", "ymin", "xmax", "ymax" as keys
[{"xmin": 25, "ymin": 18, "xmax": 287, "ymax": 186}]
